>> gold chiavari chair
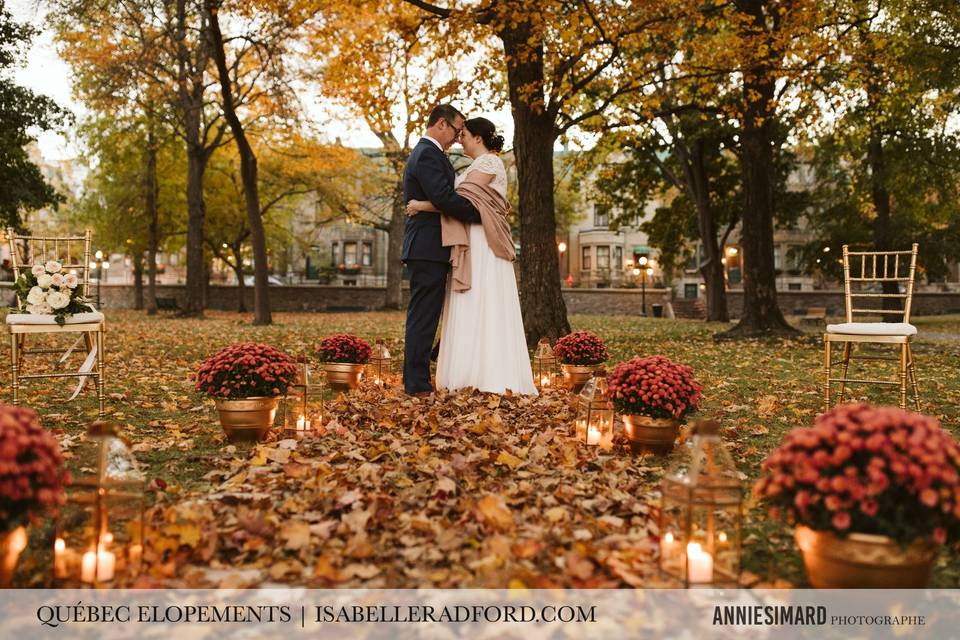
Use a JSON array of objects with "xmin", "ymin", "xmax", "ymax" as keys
[
  {"xmin": 823, "ymin": 244, "xmax": 920, "ymax": 412},
  {"xmin": 5, "ymin": 228, "xmax": 106, "ymax": 417}
]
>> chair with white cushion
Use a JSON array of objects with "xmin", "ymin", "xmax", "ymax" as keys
[
  {"xmin": 6, "ymin": 229, "xmax": 105, "ymax": 417},
  {"xmin": 823, "ymin": 244, "xmax": 919, "ymax": 412}
]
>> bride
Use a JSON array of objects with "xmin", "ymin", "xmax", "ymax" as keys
[{"xmin": 406, "ymin": 117, "xmax": 537, "ymax": 396}]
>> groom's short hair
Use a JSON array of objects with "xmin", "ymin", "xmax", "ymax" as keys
[{"xmin": 427, "ymin": 104, "xmax": 464, "ymax": 127}]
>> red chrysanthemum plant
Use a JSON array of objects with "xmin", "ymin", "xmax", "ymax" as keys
[
  {"xmin": 553, "ymin": 331, "xmax": 608, "ymax": 366},
  {"xmin": 317, "ymin": 334, "xmax": 372, "ymax": 364},
  {"xmin": 607, "ymin": 355, "xmax": 704, "ymax": 421},
  {"xmin": 195, "ymin": 342, "xmax": 299, "ymax": 399},
  {"xmin": 754, "ymin": 403, "xmax": 960, "ymax": 545}
]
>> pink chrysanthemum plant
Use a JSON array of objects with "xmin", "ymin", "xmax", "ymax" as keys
[
  {"xmin": 195, "ymin": 342, "xmax": 299, "ymax": 399},
  {"xmin": 754, "ymin": 403, "xmax": 960, "ymax": 546}
]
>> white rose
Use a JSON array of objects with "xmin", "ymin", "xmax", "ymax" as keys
[
  {"xmin": 64, "ymin": 273, "xmax": 79, "ymax": 289},
  {"xmin": 26, "ymin": 286, "xmax": 46, "ymax": 305},
  {"xmin": 27, "ymin": 302, "xmax": 53, "ymax": 315},
  {"xmin": 45, "ymin": 260, "xmax": 62, "ymax": 273},
  {"xmin": 50, "ymin": 273, "xmax": 65, "ymax": 287},
  {"xmin": 31, "ymin": 264, "xmax": 46, "ymax": 276},
  {"xmin": 46, "ymin": 290, "xmax": 70, "ymax": 310},
  {"xmin": 36, "ymin": 273, "xmax": 53, "ymax": 288}
]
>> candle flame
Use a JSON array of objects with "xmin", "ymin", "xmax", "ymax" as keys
[
  {"xmin": 55, "ymin": 538, "xmax": 65, "ymax": 552},
  {"xmin": 664, "ymin": 532, "xmax": 674, "ymax": 544}
]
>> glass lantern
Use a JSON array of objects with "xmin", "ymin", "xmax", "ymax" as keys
[
  {"xmin": 574, "ymin": 369, "xmax": 614, "ymax": 446},
  {"xmin": 532, "ymin": 338, "xmax": 560, "ymax": 390},
  {"xmin": 54, "ymin": 421, "xmax": 145, "ymax": 586},
  {"xmin": 659, "ymin": 420, "xmax": 743, "ymax": 587},
  {"xmin": 282, "ymin": 362, "xmax": 324, "ymax": 435},
  {"xmin": 366, "ymin": 339, "xmax": 394, "ymax": 387}
]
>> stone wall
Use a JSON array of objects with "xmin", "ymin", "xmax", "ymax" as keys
[{"xmin": 30, "ymin": 284, "xmax": 960, "ymax": 318}]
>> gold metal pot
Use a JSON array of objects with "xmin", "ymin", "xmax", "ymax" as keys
[
  {"xmin": 561, "ymin": 364, "xmax": 602, "ymax": 392},
  {"xmin": 622, "ymin": 414, "xmax": 680, "ymax": 455},
  {"xmin": 214, "ymin": 397, "xmax": 280, "ymax": 442},
  {"xmin": 0, "ymin": 526, "xmax": 27, "ymax": 588},
  {"xmin": 323, "ymin": 362, "xmax": 364, "ymax": 390},
  {"xmin": 795, "ymin": 525, "xmax": 939, "ymax": 588}
]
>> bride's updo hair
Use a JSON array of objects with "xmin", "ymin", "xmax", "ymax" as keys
[{"xmin": 465, "ymin": 117, "xmax": 505, "ymax": 153}]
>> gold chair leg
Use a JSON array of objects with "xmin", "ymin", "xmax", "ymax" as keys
[
  {"xmin": 96, "ymin": 328, "xmax": 105, "ymax": 418},
  {"xmin": 10, "ymin": 332, "xmax": 19, "ymax": 406},
  {"xmin": 907, "ymin": 343, "xmax": 920, "ymax": 411},
  {"xmin": 838, "ymin": 342, "xmax": 852, "ymax": 404},
  {"xmin": 898, "ymin": 342, "xmax": 908, "ymax": 409},
  {"xmin": 823, "ymin": 336, "xmax": 832, "ymax": 412}
]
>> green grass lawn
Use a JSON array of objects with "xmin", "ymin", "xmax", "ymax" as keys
[{"xmin": 9, "ymin": 310, "xmax": 960, "ymax": 587}]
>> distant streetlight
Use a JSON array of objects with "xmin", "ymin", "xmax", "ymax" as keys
[
  {"xmin": 726, "ymin": 246, "xmax": 738, "ymax": 256},
  {"xmin": 557, "ymin": 241, "xmax": 567, "ymax": 254},
  {"xmin": 638, "ymin": 256, "xmax": 648, "ymax": 267},
  {"xmin": 557, "ymin": 240, "xmax": 569, "ymax": 283}
]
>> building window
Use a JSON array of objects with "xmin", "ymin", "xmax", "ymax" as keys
[
  {"xmin": 331, "ymin": 241, "xmax": 339, "ymax": 266},
  {"xmin": 361, "ymin": 242, "xmax": 373, "ymax": 266},
  {"xmin": 344, "ymin": 242, "xmax": 357, "ymax": 266},
  {"xmin": 581, "ymin": 247, "xmax": 591, "ymax": 271},
  {"xmin": 596, "ymin": 246, "xmax": 610, "ymax": 270},
  {"xmin": 685, "ymin": 283, "xmax": 699, "ymax": 299},
  {"xmin": 774, "ymin": 245, "xmax": 782, "ymax": 270},
  {"xmin": 788, "ymin": 282, "xmax": 802, "ymax": 291},
  {"xmin": 613, "ymin": 246, "xmax": 623, "ymax": 269},
  {"xmin": 594, "ymin": 205, "xmax": 609, "ymax": 228}
]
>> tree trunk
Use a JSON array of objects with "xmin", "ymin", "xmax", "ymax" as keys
[
  {"xmin": 231, "ymin": 252, "xmax": 247, "ymax": 313},
  {"xmin": 206, "ymin": 0, "xmax": 271, "ymax": 325},
  {"xmin": 176, "ymin": 0, "xmax": 207, "ymax": 318},
  {"xmin": 132, "ymin": 253, "xmax": 144, "ymax": 310},
  {"xmin": 144, "ymin": 114, "xmax": 159, "ymax": 316},
  {"xmin": 685, "ymin": 139, "xmax": 729, "ymax": 322},
  {"xmin": 500, "ymin": 24, "xmax": 570, "ymax": 346},
  {"xmin": 383, "ymin": 180, "xmax": 404, "ymax": 309},
  {"xmin": 717, "ymin": 72, "xmax": 796, "ymax": 339},
  {"xmin": 868, "ymin": 126, "xmax": 901, "ymax": 317}
]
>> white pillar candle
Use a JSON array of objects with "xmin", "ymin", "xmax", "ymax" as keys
[
  {"xmin": 54, "ymin": 538, "xmax": 67, "ymax": 578},
  {"xmin": 586, "ymin": 426, "xmax": 601, "ymax": 445},
  {"xmin": 296, "ymin": 415, "xmax": 306, "ymax": 431},
  {"xmin": 540, "ymin": 375, "xmax": 550, "ymax": 387},
  {"xmin": 128, "ymin": 544, "xmax": 143, "ymax": 569},
  {"xmin": 80, "ymin": 548, "xmax": 115, "ymax": 583},
  {"xmin": 686, "ymin": 542, "xmax": 713, "ymax": 584}
]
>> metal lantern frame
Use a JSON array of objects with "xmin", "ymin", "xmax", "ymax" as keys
[
  {"xmin": 54, "ymin": 422, "xmax": 145, "ymax": 586},
  {"xmin": 282, "ymin": 362, "xmax": 325, "ymax": 435},
  {"xmin": 532, "ymin": 338, "xmax": 561, "ymax": 390},
  {"xmin": 366, "ymin": 339, "xmax": 394, "ymax": 388},
  {"xmin": 658, "ymin": 420, "xmax": 743, "ymax": 588},
  {"xmin": 574, "ymin": 370, "xmax": 615, "ymax": 446}
]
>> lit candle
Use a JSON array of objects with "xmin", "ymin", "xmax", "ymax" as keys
[
  {"xmin": 662, "ymin": 531, "xmax": 676, "ymax": 555},
  {"xmin": 540, "ymin": 376, "xmax": 550, "ymax": 387},
  {"xmin": 586, "ymin": 426, "xmax": 601, "ymax": 445},
  {"xmin": 718, "ymin": 531, "xmax": 728, "ymax": 544},
  {"xmin": 80, "ymin": 547, "xmax": 115, "ymax": 583},
  {"xmin": 128, "ymin": 544, "xmax": 143, "ymax": 570},
  {"xmin": 296, "ymin": 415, "xmax": 306, "ymax": 431},
  {"xmin": 54, "ymin": 538, "xmax": 67, "ymax": 578},
  {"xmin": 686, "ymin": 542, "xmax": 713, "ymax": 584}
]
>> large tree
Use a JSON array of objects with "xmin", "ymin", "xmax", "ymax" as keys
[
  {"xmin": 402, "ymin": 0, "xmax": 678, "ymax": 344},
  {"xmin": 0, "ymin": 6, "xmax": 66, "ymax": 229}
]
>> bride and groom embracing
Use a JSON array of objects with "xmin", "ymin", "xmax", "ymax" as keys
[{"xmin": 401, "ymin": 104, "xmax": 537, "ymax": 398}]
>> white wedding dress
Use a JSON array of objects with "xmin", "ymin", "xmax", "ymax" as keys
[{"xmin": 436, "ymin": 153, "xmax": 538, "ymax": 396}]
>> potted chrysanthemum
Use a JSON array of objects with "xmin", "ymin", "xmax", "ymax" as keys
[
  {"xmin": 754, "ymin": 403, "xmax": 960, "ymax": 588},
  {"xmin": 0, "ymin": 405, "xmax": 70, "ymax": 586},
  {"xmin": 554, "ymin": 331, "xmax": 608, "ymax": 392},
  {"xmin": 195, "ymin": 342, "xmax": 298, "ymax": 441},
  {"xmin": 608, "ymin": 355, "xmax": 704, "ymax": 455},
  {"xmin": 317, "ymin": 334, "xmax": 371, "ymax": 390}
]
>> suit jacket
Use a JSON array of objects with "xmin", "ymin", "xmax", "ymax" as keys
[{"xmin": 402, "ymin": 138, "xmax": 481, "ymax": 263}]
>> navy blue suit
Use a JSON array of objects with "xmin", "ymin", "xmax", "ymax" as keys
[{"xmin": 402, "ymin": 138, "xmax": 481, "ymax": 394}]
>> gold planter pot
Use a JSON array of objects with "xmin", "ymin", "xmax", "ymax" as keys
[
  {"xmin": 323, "ymin": 362, "xmax": 364, "ymax": 391},
  {"xmin": 622, "ymin": 414, "xmax": 680, "ymax": 455},
  {"xmin": 795, "ymin": 525, "xmax": 939, "ymax": 588},
  {"xmin": 561, "ymin": 364, "xmax": 602, "ymax": 392},
  {"xmin": 0, "ymin": 526, "xmax": 27, "ymax": 588},
  {"xmin": 214, "ymin": 397, "xmax": 280, "ymax": 442}
]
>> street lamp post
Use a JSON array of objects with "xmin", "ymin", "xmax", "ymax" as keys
[
  {"xmin": 90, "ymin": 251, "xmax": 109, "ymax": 308},
  {"xmin": 638, "ymin": 256, "xmax": 648, "ymax": 316},
  {"xmin": 557, "ymin": 241, "xmax": 567, "ymax": 284}
]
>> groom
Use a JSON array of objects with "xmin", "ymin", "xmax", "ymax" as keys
[{"xmin": 402, "ymin": 104, "xmax": 482, "ymax": 396}]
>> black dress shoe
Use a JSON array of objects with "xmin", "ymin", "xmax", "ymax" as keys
[{"xmin": 430, "ymin": 341, "xmax": 440, "ymax": 362}]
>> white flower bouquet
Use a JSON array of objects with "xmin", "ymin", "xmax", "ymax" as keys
[{"xmin": 13, "ymin": 260, "xmax": 94, "ymax": 325}]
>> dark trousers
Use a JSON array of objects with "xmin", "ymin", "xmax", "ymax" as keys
[{"xmin": 403, "ymin": 260, "xmax": 449, "ymax": 394}]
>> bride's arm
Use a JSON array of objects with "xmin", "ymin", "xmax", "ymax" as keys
[
  {"xmin": 405, "ymin": 199, "xmax": 440, "ymax": 216},
  {"xmin": 462, "ymin": 171, "xmax": 495, "ymax": 187}
]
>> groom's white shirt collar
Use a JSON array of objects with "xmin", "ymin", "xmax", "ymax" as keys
[{"xmin": 422, "ymin": 135, "xmax": 444, "ymax": 152}]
